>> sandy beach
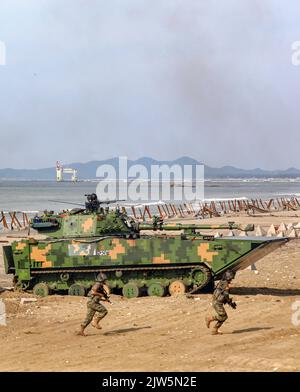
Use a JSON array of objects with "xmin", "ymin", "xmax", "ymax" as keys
[
  {"xmin": 1, "ymin": 211, "xmax": 300, "ymax": 372},
  {"xmin": 2, "ymin": 0, "xmax": 300, "ymax": 375}
]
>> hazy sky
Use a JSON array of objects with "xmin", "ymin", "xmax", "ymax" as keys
[{"xmin": 0, "ymin": 0, "xmax": 300, "ymax": 170}]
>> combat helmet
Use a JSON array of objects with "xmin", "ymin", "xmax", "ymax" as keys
[
  {"xmin": 96, "ymin": 272, "xmax": 108, "ymax": 283},
  {"xmin": 222, "ymin": 270, "xmax": 235, "ymax": 282}
]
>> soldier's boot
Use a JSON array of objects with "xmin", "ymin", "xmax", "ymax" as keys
[
  {"xmin": 205, "ymin": 315, "xmax": 217, "ymax": 329},
  {"xmin": 211, "ymin": 327, "xmax": 223, "ymax": 335},
  {"xmin": 211, "ymin": 321, "xmax": 223, "ymax": 335},
  {"xmin": 91, "ymin": 317, "xmax": 102, "ymax": 329},
  {"xmin": 76, "ymin": 325, "xmax": 87, "ymax": 336}
]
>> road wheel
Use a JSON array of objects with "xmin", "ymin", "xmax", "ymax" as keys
[
  {"xmin": 191, "ymin": 266, "xmax": 212, "ymax": 291},
  {"xmin": 33, "ymin": 282, "xmax": 49, "ymax": 297},
  {"xmin": 60, "ymin": 273, "xmax": 70, "ymax": 282},
  {"xmin": 147, "ymin": 282, "xmax": 165, "ymax": 297},
  {"xmin": 168, "ymin": 280, "xmax": 186, "ymax": 296},
  {"xmin": 68, "ymin": 284, "xmax": 86, "ymax": 296},
  {"xmin": 122, "ymin": 283, "xmax": 140, "ymax": 299}
]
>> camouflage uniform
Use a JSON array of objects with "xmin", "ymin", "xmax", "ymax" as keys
[
  {"xmin": 81, "ymin": 282, "xmax": 108, "ymax": 328},
  {"xmin": 205, "ymin": 270, "xmax": 236, "ymax": 334},
  {"xmin": 212, "ymin": 280, "xmax": 230, "ymax": 329}
]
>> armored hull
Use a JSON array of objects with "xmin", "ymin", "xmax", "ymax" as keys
[
  {"xmin": 3, "ymin": 233, "xmax": 287, "ymax": 298},
  {"xmin": 1, "ymin": 196, "xmax": 289, "ymax": 297}
]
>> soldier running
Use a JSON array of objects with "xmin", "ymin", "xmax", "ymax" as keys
[
  {"xmin": 205, "ymin": 270, "xmax": 236, "ymax": 335},
  {"xmin": 77, "ymin": 272, "xmax": 111, "ymax": 336}
]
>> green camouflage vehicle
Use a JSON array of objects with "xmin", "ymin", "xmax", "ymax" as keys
[{"xmin": 2, "ymin": 195, "xmax": 288, "ymax": 298}]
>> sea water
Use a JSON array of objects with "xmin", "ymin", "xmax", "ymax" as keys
[{"xmin": 1, "ymin": 179, "xmax": 300, "ymax": 212}]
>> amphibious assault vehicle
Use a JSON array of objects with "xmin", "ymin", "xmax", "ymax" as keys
[{"xmin": 2, "ymin": 195, "xmax": 288, "ymax": 298}]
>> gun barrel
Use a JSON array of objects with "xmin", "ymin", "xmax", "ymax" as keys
[
  {"xmin": 139, "ymin": 223, "xmax": 254, "ymax": 232},
  {"xmin": 99, "ymin": 199, "xmax": 126, "ymax": 205}
]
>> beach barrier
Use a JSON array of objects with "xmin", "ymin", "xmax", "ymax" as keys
[
  {"xmin": 3, "ymin": 195, "xmax": 300, "ymax": 231},
  {"xmin": 255, "ymin": 225, "xmax": 266, "ymax": 237},
  {"xmin": 251, "ymin": 222, "xmax": 300, "ymax": 238},
  {"xmin": 288, "ymin": 229, "xmax": 298, "ymax": 238},
  {"xmin": 122, "ymin": 196, "xmax": 300, "ymax": 222},
  {"xmin": 0, "ymin": 211, "xmax": 35, "ymax": 231}
]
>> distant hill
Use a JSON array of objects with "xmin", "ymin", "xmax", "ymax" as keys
[{"xmin": 0, "ymin": 157, "xmax": 300, "ymax": 179}]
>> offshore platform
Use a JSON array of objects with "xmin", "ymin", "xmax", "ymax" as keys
[{"xmin": 56, "ymin": 161, "xmax": 77, "ymax": 182}]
